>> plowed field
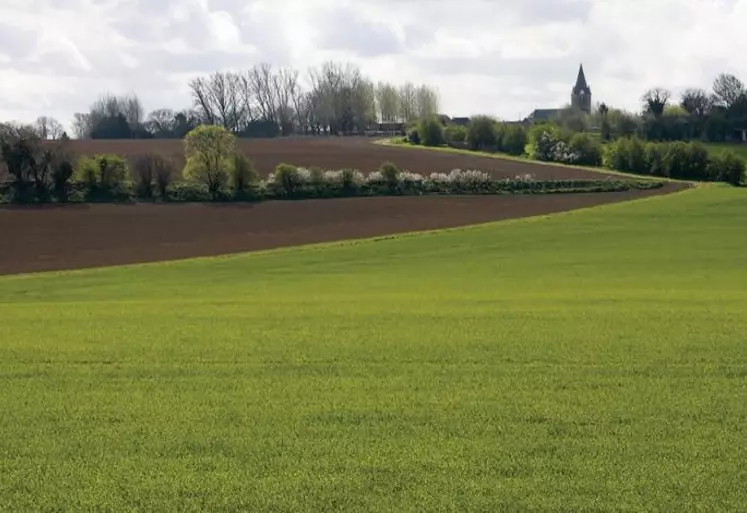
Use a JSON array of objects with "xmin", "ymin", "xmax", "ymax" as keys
[
  {"xmin": 1, "ymin": 183, "xmax": 685, "ymax": 275},
  {"xmin": 61, "ymin": 136, "xmax": 621, "ymax": 180}
]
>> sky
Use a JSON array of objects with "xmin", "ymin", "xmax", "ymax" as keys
[{"xmin": 1, "ymin": 0, "xmax": 746, "ymax": 131}]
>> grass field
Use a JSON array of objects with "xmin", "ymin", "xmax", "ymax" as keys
[
  {"xmin": 705, "ymin": 142, "xmax": 747, "ymax": 159},
  {"xmin": 1, "ymin": 185, "xmax": 746, "ymax": 512}
]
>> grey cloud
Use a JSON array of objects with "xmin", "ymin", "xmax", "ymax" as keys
[
  {"xmin": 0, "ymin": 22, "xmax": 38, "ymax": 59},
  {"xmin": 315, "ymin": 7, "xmax": 405, "ymax": 57}
]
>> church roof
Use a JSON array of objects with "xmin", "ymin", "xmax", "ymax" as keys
[{"xmin": 573, "ymin": 64, "xmax": 590, "ymax": 94}]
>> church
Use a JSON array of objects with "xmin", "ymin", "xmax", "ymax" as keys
[{"xmin": 525, "ymin": 64, "xmax": 592, "ymax": 124}]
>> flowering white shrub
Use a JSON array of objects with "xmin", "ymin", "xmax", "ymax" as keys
[
  {"xmin": 366, "ymin": 171, "xmax": 384, "ymax": 183},
  {"xmin": 400, "ymin": 171, "xmax": 425, "ymax": 184}
]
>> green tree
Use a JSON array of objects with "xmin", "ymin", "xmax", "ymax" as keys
[
  {"xmin": 500, "ymin": 125, "xmax": 528, "ymax": 155},
  {"xmin": 183, "ymin": 125, "xmax": 236, "ymax": 198},
  {"xmin": 417, "ymin": 116, "xmax": 445, "ymax": 147},
  {"xmin": 466, "ymin": 115, "xmax": 498, "ymax": 150}
]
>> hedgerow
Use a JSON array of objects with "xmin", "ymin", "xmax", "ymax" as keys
[{"xmin": 602, "ymin": 137, "xmax": 745, "ymax": 184}]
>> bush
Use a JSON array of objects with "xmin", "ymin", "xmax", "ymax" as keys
[
  {"xmin": 500, "ymin": 125, "xmax": 528, "ymax": 156},
  {"xmin": 644, "ymin": 143, "xmax": 665, "ymax": 177},
  {"xmin": 74, "ymin": 154, "xmax": 129, "ymax": 199},
  {"xmin": 707, "ymin": 151, "xmax": 745, "ymax": 185},
  {"xmin": 379, "ymin": 161, "xmax": 400, "ymax": 190},
  {"xmin": 154, "ymin": 155, "xmax": 176, "ymax": 199},
  {"xmin": 132, "ymin": 153, "xmax": 177, "ymax": 200},
  {"xmin": 183, "ymin": 125, "xmax": 235, "ymax": 198},
  {"xmin": 526, "ymin": 124, "xmax": 565, "ymax": 162},
  {"xmin": 567, "ymin": 133, "xmax": 601, "ymax": 166},
  {"xmin": 417, "ymin": 116, "xmax": 445, "ymax": 147},
  {"xmin": 466, "ymin": 115, "xmax": 498, "ymax": 150},
  {"xmin": 444, "ymin": 125, "xmax": 467, "ymax": 145},
  {"xmin": 50, "ymin": 151, "xmax": 75, "ymax": 203},
  {"xmin": 229, "ymin": 153, "xmax": 258, "ymax": 195},
  {"xmin": 603, "ymin": 137, "xmax": 648, "ymax": 175},
  {"xmin": 272, "ymin": 163, "xmax": 302, "ymax": 197},
  {"xmin": 407, "ymin": 129, "xmax": 421, "ymax": 145}
]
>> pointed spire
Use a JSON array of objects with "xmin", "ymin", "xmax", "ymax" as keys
[{"xmin": 574, "ymin": 64, "xmax": 588, "ymax": 92}]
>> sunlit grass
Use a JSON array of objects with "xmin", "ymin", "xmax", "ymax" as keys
[{"xmin": 1, "ymin": 186, "xmax": 746, "ymax": 512}]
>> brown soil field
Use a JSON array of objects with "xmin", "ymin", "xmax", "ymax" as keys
[
  {"xmin": 59, "ymin": 136, "xmax": 624, "ymax": 180},
  {"xmin": 0, "ymin": 183, "xmax": 686, "ymax": 276}
]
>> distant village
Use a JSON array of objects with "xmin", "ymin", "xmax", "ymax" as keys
[{"xmin": 365, "ymin": 64, "xmax": 594, "ymax": 137}]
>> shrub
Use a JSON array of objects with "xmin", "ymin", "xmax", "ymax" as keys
[
  {"xmin": 0, "ymin": 136, "xmax": 45, "ymax": 202},
  {"xmin": 567, "ymin": 133, "xmax": 601, "ymax": 166},
  {"xmin": 643, "ymin": 143, "xmax": 664, "ymax": 177},
  {"xmin": 154, "ymin": 155, "xmax": 176, "ymax": 199},
  {"xmin": 50, "ymin": 150, "xmax": 75, "ymax": 203},
  {"xmin": 466, "ymin": 115, "xmax": 498, "ymax": 150},
  {"xmin": 444, "ymin": 125, "xmax": 467, "ymax": 145},
  {"xmin": 379, "ymin": 161, "xmax": 400, "ymax": 190},
  {"xmin": 74, "ymin": 154, "xmax": 129, "ymax": 199},
  {"xmin": 407, "ymin": 129, "xmax": 421, "ymax": 145},
  {"xmin": 183, "ymin": 125, "xmax": 235, "ymax": 198},
  {"xmin": 660, "ymin": 141, "xmax": 690, "ymax": 179},
  {"xmin": 132, "ymin": 153, "xmax": 178, "ymax": 200},
  {"xmin": 707, "ymin": 152, "xmax": 745, "ymax": 185},
  {"xmin": 272, "ymin": 163, "xmax": 302, "ymax": 197},
  {"xmin": 526, "ymin": 123, "xmax": 565, "ymax": 162},
  {"xmin": 341, "ymin": 168, "xmax": 363, "ymax": 192},
  {"xmin": 132, "ymin": 154, "xmax": 156, "ymax": 199},
  {"xmin": 500, "ymin": 125, "xmax": 528, "ymax": 156},
  {"xmin": 229, "ymin": 153, "xmax": 258, "ymax": 195},
  {"xmin": 417, "ymin": 116, "xmax": 445, "ymax": 147},
  {"xmin": 681, "ymin": 142, "xmax": 710, "ymax": 180}
]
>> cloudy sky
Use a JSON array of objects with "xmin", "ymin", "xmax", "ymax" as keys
[{"xmin": 1, "ymin": 0, "xmax": 745, "ymax": 130}]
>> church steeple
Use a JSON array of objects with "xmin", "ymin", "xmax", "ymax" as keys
[
  {"xmin": 573, "ymin": 64, "xmax": 588, "ymax": 93},
  {"xmin": 571, "ymin": 63, "xmax": 591, "ymax": 113}
]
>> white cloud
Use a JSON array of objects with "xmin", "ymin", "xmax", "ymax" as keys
[{"xmin": 0, "ymin": 0, "xmax": 745, "ymax": 129}]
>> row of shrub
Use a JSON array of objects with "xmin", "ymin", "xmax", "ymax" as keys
[
  {"xmin": 407, "ymin": 116, "xmax": 528, "ymax": 156},
  {"xmin": 601, "ymin": 137, "xmax": 745, "ymax": 184},
  {"xmin": 401, "ymin": 116, "xmax": 746, "ymax": 186},
  {"xmin": 1, "ymin": 124, "xmax": 663, "ymax": 205},
  {"xmin": 0, "ymin": 159, "xmax": 663, "ymax": 204}
]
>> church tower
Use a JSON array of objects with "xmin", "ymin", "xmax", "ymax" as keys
[{"xmin": 571, "ymin": 64, "xmax": 592, "ymax": 113}]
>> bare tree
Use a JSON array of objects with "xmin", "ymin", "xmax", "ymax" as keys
[
  {"xmin": 273, "ymin": 67, "xmax": 299, "ymax": 134},
  {"xmin": 189, "ymin": 72, "xmax": 244, "ymax": 131},
  {"xmin": 712, "ymin": 73, "xmax": 745, "ymax": 109},
  {"xmin": 641, "ymin": 88, "xmax": 671, "ymax": 116},
  {"xmin": 122, "ymin": 93, "xmax": 144, "ymax": 134},
  {"xmin": 145, "ymin": 109, "xmax": 176, "ymax": 137},
  {"xmin": 398, "ymin": 82, "xmax": 417, "ymax": 122},
  {"xmin": 415, "ymin": 84, "xmax": 439, "ymax": 119},
  {"xmin": 680, "ymin": 88, "xmax": 712, "ymax": 120},
  {"xmin": 375, "ymin": 82, "xmax": 400, "ymax": 122}
]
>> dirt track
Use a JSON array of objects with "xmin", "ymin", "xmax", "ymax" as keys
[
  {"xmin": 59, "ymin": 136, "xmax": 624, "ymax": 180},
  {"xmin": 0, "ymin": 184, "xmax": 686, "ymax": 276}
]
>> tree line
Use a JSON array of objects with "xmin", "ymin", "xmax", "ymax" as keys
[
  {"xmin": 547, "ymin": 72, "xmax": 747, "ymax": 143},
  {"xmin": 0, "ymin": 61, "xmax": 440, "ymax": 141}
]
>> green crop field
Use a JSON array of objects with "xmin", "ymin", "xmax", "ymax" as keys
[
  {"xmin": 1, "ymin": 186, "xmax": 746, "ymax": 512},
  {"xmin": 705, "ymin": 142, "xmax": 747, "ymax": 159}
]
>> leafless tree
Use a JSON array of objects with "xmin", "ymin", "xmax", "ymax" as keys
[
  {"xmin": 375, "ymin": 82, "xmax": 400, "ymax": 122},
  {"xmin": 34, "ymin": 116, "xmax": 64, "ymax": 140},
  {"xmin": 712, "ymin": 73, "xmax": 745, "ymax": 109},
  {"xmin": 398, "ymin": 82, "xmax": 417, "ymax": 122},
  {"xmin": 189, "ymin": 72, "xmax": 244, "ymax": 131},
  {"xmin": 641, "ymin": 88, "xmax": 671, "ymax": 116}
]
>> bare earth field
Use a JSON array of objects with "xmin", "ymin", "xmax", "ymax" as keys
[
  {"xmin": 61, "ymin": 136, "xmax": 624, "ymax": 180},
  {"xmin": 1, "ymin": 183, "xmax": 685, "ymax": 275}
]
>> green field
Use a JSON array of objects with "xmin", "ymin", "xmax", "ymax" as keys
[
  {"xmin": 705, "ymin": 142, "xmax": 747, "ymax": 159},
  {"xmin": 2, "ymin": 186, "xmax": 746, "ymax": 512}
]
